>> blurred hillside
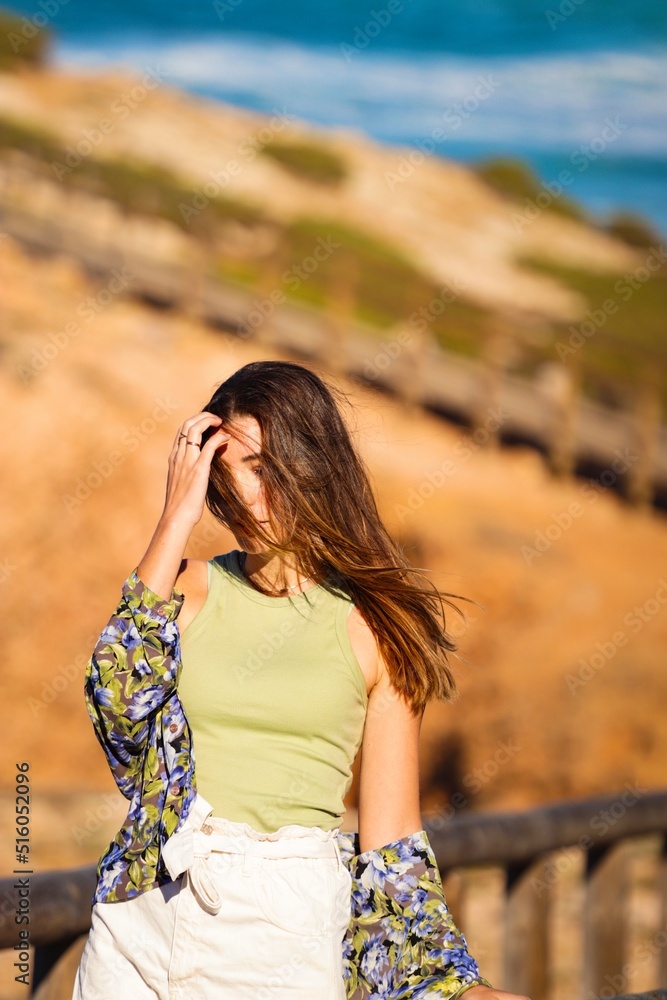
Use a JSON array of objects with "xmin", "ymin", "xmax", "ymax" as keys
[
  {"xmin": 1, "ymin": 228, "xmax": 666, "ymax": 876},
  {"xmin": 0, "ymin": 41, "xmax": 665, "ymax": 419},
  {"xmin": 0, "ymin": 26, "xmax": 666, "ymax": 884},
  {"xmin": 0, "ymin": 22, "xmax": 665, "ymax": 1000}
]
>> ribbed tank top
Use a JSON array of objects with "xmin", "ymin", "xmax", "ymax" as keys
[{"xmin": 178, "ymin": 550, "xmax": 369, "ymax": 832}]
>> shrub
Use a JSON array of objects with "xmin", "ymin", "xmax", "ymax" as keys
[
  {"xmin": 0, "ymin": 8, "xmax": 51, "ymax": 70},
  {"xmin": 474, "ymin": 155, "xmax": 586, "ymax": 222},
  {"xmin": 602, "ymin": 210, "xmax": 662, "ymax": 249},
  {"xmin": 259, "ymin": 139, "xmax": 348, "ymax": 185},
  {"xmin": 0, "ymin": 114, "xmax": 265, "ymax": 234}
]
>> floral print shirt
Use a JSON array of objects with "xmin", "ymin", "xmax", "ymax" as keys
[{"xmin": 84, "ymin": 568, "xmax": 494, "ymax": 999}]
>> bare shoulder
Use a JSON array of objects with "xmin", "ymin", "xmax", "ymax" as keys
[
  {"xmin": 175, "ymin": 558, "xmax": 210, "ymax": 632},
  {"xmin": 345, "ymin": 604, "xmax": 387, "ymax": 697}
]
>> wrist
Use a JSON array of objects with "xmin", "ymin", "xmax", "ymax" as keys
[
  {"xmin": 156, "ymin": 509, "xmax": 198, "ymax": 538},
  {"xmin": 135, "ymin": 516, "xmax": 193, "ymax": 601}
]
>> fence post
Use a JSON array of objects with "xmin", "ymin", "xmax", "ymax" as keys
[
  {"xmin": 325, "ymin": 252, "xmax": 357, "ymax": 374},
  {"xmin": 624, "ymin": 376, "xmax": 661, "ymax": 509},
  {"xmin": 584, "ymin": 840, "xmax": 631, "ymax": 998},
  {"xmin": 536, "ymin": 357, "xmax": 580, "ymax": 480},
  {"xmin": 660, "ymin": 834, "xmax": 667, "ymax": 988},
  {"xmin": 504, "ymin": 857, "xmax": 551, "ymax": 1000},
  {"xmin": 32, "ymin": 934, "xmax": 87, "ymax": 999},
  {"xmin": 252, "ymin": 242, "xmax": 286, "ymax": 348},
  {"xmin": 473, "ymin": 316, "xmax": 518, "ymax": 448}
]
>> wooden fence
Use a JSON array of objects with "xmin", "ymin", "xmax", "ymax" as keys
[
  {"xmin": 0, "ymin": 789, "xmax": 665, "ymax": 999},
  {"xmin": 1, "ymin": 164, "xmax": 666, "ymax": 511}
]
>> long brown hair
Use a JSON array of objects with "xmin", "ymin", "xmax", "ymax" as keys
[{"xmin": 202, "ymin": 359, "xmax": 477, "ymax": 715}]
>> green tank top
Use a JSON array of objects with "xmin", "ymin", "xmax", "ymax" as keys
[{"xmin": 178, "ymin": 549, "xmax": 369, "ymax": 832}]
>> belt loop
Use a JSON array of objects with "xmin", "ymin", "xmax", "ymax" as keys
[
  {"xmin": 241, "ymin": 838, "xmax": 254, "ymax": 877},
  {"xmin": 333, "ymin": 835, "xmax": 343, "ymax": 874}
]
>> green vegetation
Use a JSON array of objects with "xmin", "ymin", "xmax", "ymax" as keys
[
  {"xmin": 473, "ymin": 156, "xmax": 587, "ymax": 223},
  {"xmin": 259, "ymin": 139, "xmax": 348, "ymax": 185},
  {"xmin": 214, "ymin": 215, "xmax": 490, "ymax": 353},
  {"xmin": 600, "ymin": 210, "xmax": 663, "ymax": 250},
  {"xmin": 0, "ymin": 8, "xmax": 50, "ymax": 70},
  {"xmin": 278, "ymin": 216, "xmax": 490, "ymax": 351},
  {"xmin": 474, "ymin": 155, "xmax": 662, "ymax": 253},
  {"xmin": 285, "ymin": 217, "xmax": 431, "ymax": 326},
  {"xmin": 0, "ymin": 115, "xmax": 266, "ymax": 235},
  {"xmin": 516, "ymin": 252, "xmax": 667, "ymax": 413},
  {"xmin": 8, "ymin": 105, "xmax": 663, "ymax": 418}
]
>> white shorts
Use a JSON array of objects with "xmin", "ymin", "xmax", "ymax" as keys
[{"xmin": 72, "ymin": 804, "xmax": 352, "ymax": 1000}]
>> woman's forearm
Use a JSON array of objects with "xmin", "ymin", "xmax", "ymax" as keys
[{"xmin": 136, "ymin": 514, "xmax": 193, "ymax": 601}]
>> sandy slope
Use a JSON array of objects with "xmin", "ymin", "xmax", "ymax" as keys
[
  {"xmin": 1, "ymin": 233, "xmax": 665, "ymax": 888},
  {"xmin": 0, "ymin": 65, "xmax": 641, "ymax": 324}
]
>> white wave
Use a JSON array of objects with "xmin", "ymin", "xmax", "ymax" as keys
[{"xmin": 56, "ymin": 34, "xmax": 667, "ymax": 156}]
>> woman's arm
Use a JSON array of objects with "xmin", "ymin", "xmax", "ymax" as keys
[
  {"xmin": 354, "ymin": 652, "xmax": 530, "ymax": 1000},
  {"xmin": 83, "ymin": 567, "xmax": 186, "ymax": 773},
  {"xmin": 83, "ymin": 411, "xmax": 230, "ymax": 785},
  {"xmin": 357, "ymin": 657, "xmax": 424, "ymax": 853}
]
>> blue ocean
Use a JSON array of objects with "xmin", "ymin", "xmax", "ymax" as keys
[{"xmin": 8, "ymin": 0, "xmax": 667, "ymax": 235}]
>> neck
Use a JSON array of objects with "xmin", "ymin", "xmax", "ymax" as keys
[{"xmin": 240, "ymin": 549, "xmax": 313, "ymax": 594}]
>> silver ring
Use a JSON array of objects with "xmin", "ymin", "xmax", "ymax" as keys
[{"xmin": 186, "ymin": 441, "xmax": 200, "ymax": 447}]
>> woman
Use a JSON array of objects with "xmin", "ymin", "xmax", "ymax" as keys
[{"xmin": 73, "ymin": 360, "xmax": 530, "ymax": 1000}]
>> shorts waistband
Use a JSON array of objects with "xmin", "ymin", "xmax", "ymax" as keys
[
  {"xmin": 195, "ymin": 827, "xmax": 339, "ymax": 862},
  {"xmin": 199, "ymin": 813, "xmax": 340, "ymax": 856},
  {"xmin": 160, "ymin": 793, "xmax": 346, "ymax": 915}
]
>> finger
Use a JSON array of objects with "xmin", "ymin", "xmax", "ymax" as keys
[
  {"xmin": 179, "ymin": 411, "xmax": 224, "ymax": 437},
  {"xmin": 172, "ymin": 412, "xmax": 217, "ymax": 447},
  {"xmin": 199, "ymin": 426, "xmax": 233, "ymax": 461},
  {"xmin": 174, "ymin": 414, "xmax": 219, "ymax": 452},
  {"xmin": 180, "ymin": 422, "xmax": 230, "ymax": 455}
]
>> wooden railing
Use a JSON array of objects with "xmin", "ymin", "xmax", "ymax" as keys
[
  {"xmin": 1, "ymin": 790, "xmax": 665, "ymax": 999},
  {"xmin": 426, "ymin": 789, "xmax": 667, "ymax": 999},
  {"xmin": 1, "ymin": 165, "xmax": 666, "ymax": 511}
]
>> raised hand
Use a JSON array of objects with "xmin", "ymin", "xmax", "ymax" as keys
[
  {"xmin": 136, "ymin": 411, "xmax": 230, "ymax": 600},
  {"xmin": 163, "ymin": 412, "xmax": 231, "ymax": 530}
]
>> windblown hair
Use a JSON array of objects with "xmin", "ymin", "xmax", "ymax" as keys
[{"xmin": 202, "ymin": 360, "xmax": 477, "ymax": 716}]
